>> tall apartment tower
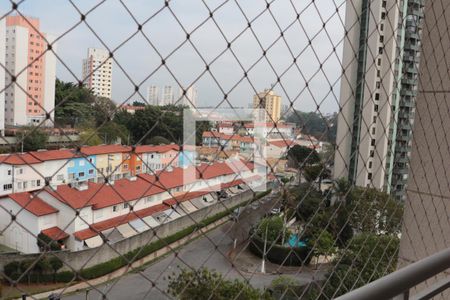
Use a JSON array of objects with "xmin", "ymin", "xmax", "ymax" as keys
[
  {"xmin": 179, "ymin": 86, "xmax": 198, "ymax": 108},
  {"xmin": 334, "ymin": 0, "xmax": 424, "ymax": 199},
  {"xmin": 253, "ymin": 89, "xmax": 281, "ymax": 122},
  {"xmin": 162, "ymin": 86, "xmax": 174, "ymax": 106},
  {"xmin": 0, "ymin": 18, "xmax": 5, "ymax": 135},
  {"xmin": 82, "ymin": 48, "xmax": 112, "ymax": 99},
  {"xmin": 147, "ymin": 85, "xmax": 159, "ymax": 105},
  {"xmin": 4, "ymin": 15, "xmax": 56, "ymax": 127}
]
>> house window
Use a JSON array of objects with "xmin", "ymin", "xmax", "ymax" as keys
[
  {"xmin": 3, "ymin": 184, "xmax": 12, "ymax": 191},
  {"xmin": 123, "ymin": 203, "xmax": 129, "ymax": 209},
  {"xmin": 7, "ymin": 170, "xmax": 11, "ymax": 176},
  {"xmin": 112, "ymin": 205, "xmax": 118, "ymax": 212},
  {"xmin": 88, "ymin": 169, "xmax": 94, "ymax": 175},
  {"xmin": 79, "ymin": 160, "xmax": 85, "ymax": 166},
  {"xmin": 123, "ymin": 164, "xmax": 128, "ymax": 170},
  {"xmin": 37, "ymin": 180, "xmax": 41, "ymax": 186},
  {"xmin": 79, "ymin": 172, "xmax": 85, "ymax": 177},
  {"xmin": 23, "ymin": 182, "xmax": 28, "ymax": 189},
  {"xmin": 18, "ymin": 182, "xmax": 22, "ymax": 189},
  {"xmin": 31, "ymin": 180, "xmax": 36, "ymax": 187},
  {"xmin": 69, "ymin": 173, "xmax": 75, "ymax": 179}
]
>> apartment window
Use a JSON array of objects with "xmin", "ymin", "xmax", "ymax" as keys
[
  {"xmin": 368, "ymin": 173, "xmax": 373, "ymax": 180},
  {"xmin": 374, "ymin": 105, "xmax": 379, "ymax": 112},
  {"xmin": 379, "ymin": 47, "xmax": 383, "ymax": 54},
  {"xmin": 382, "ymin": 0, "xmax": 386, "ymax": 8},
  {"xmin": 377, "ymin": 70, "xmax": 381, "ymax": 77},
  {"xmin": 3, "ymin": 184, "xmax": 12, "ymax": 191},
  {"xmin": 370, "ymin": 150, "xmax": 375, "ymax": 158},
  {"xmin": 373, "ymin": 116, "xmax": 377, "ymax": 123},
  {"xmin": 376, "ymin": 81, "xmax": 381, "ymax": 88},
  {"xmin": 377, "ymin": 58, "xmax": 381, "ymax": 66},
  {"xmin": 379, "ymin": 36, "xmax": 384, "ymax": 43},
  {"xmin": 372, "ymin": 127, "xmax": 376, "ymax": 135},
  {"xmin": 375, "ymin": 93, "xmax": 380, "ymax": 100},
  {"xmin": 368, "ymin": 161, "xmax": 373, "ymax": 169},
  {"xmin": 381, "ymin": 12, "xmax": 386, "ymax": 20}
]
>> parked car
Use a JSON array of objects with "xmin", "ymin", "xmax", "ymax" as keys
[{"xmin": 270, "ymin": 207, "xmax": 281, "ymax": 215}]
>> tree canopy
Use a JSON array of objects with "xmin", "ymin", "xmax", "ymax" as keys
[
  {"xmin": 18, "ymin": 127, "xmax": 49, "ymax": 152},
  {"xmin": 287, "ymin": 145, "xmax": 320, "ymax": 168},
  {"xmin": 167, "ymin": 267, "xmax": 271, "ymax": 300}
]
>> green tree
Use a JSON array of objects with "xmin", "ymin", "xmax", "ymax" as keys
[
  {"xmin": 256, "ymin": 216, "xmax": 290, "ymax": 244},
  {"xmin": 79, "ymin": 129, "xmax": 102, "ymax": 146},
  {"xmin": 49, "ymin": 257, "xmax": 63, "ymax": 282},
  {"xmin": 304, "ymin": 164, "xmax": 331, "ymax": 189},
  {"xmin": 349, "ymin": 187, "xmax": 403, "ymax": 234},
  {"xmin": 307, "ymin": 230, "xmax": 335, "ymax": 268},
  {"xmin": 18, "ymin": 127, "xmax": 49, "ymax": 152},
  {"xmin": 55, "ymin": 79, "xmax": 96, "ymax": 127},
  {"xmin": 322, "ymin": 233, "xmax": 399, "ymax": 298},
  {"xmin": 286, "ymin": 110, "xmax": 337, "ymax": 143},
  {"xmin": 97, "ymin": 122, "xmax": 130, "ymax": 144},
  {"xmin": 167, "ymin": 267, "xmax": 270, "ymax": 300},
  {"xmin": 93, "ymin": 97, "xmax": 117, "ymax": 126},
  {"xmin": 147, "ymin": 136, "xmax": 171, "ymax": 145}
]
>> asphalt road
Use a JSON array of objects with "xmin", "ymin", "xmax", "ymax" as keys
[{"xmin": 63, "ymin": 193, "xmax": 319, "ymax": 300}]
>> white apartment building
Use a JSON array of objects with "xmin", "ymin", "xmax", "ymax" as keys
[
  {"xmin": 4, "ymin": 16, "xmax": 56, "ymax": 127},
  {"xmin": 162, "ymin": 85, "xmax": 174, "ymax": 105},
  {"xmin": 0, "ymin": 18, "xmax": 5, "ymax": 135},
  {"xmin": 179, "ymin": 86, "xmax": 198, "ymax": 108},
  {"xmin": 82, "ymin": 48, "xmax": 112, "ymax": 99},
  {"xmin": 147, "ymin": 85, "xmax": 159, "ymax": 105}
]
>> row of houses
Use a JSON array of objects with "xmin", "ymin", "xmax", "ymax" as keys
[
  {"xmin": 0, "ymin": 144, "xmax": 195, "ymax": 197},
  {"xmin": 217, "ymin": 121, "xmax": 296, "ymax": 139},
  {"xmin": 202, "ymin": 131, "xmax": 255, "ymax": 152},
  {"xmin": 0, "ymin": 159, "xmax": 265, "ymax": 253}
]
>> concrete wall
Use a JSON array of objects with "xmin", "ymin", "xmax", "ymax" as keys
[
  {"xmin": 0, "ymin": 189, "xmax": 254, "ymax": 271},
  {"xmin": 398, "ymin": 0, "xmax": 450, "ymax": 297}
]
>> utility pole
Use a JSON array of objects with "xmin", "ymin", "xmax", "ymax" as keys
[{"xmin": 261, "ymin": 225, "xmax": 268, "ymax": 274}]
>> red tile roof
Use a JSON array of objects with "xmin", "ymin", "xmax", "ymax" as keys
[
  {"xmin": 41, "ymin": 226, "xmax": 69, "ymax": 240},
  {"xmin": 29, "ymin": 149, "xmax": 77, "ymax": 161},
  {"xmin": 163, "ymin": 191, "xmax": 210, "ymax": 206},
  {"xmin": 202, "ymin": 131, "xmax": 254, "ymax": 143},
  {"xmin": 4, "ymin": 192, "xmax": 58, "ymax": 216},
  {"xmin": 0, "ymin": 153, "xmax": 42, "ymax": 165},
  {"xmin": 73, "ymin": 203, "xmax": 167, "ymax": 240},
  {"xmin": 80, "ymin": 144, "xmax": 131, "ymax": 156},
  {"xmin": 45, "ymin": 176, "xmax": 165, "ymax": 210},
  {"xmin": 268, "ymin": 140, "xmax": 297, "ymax": 148}
]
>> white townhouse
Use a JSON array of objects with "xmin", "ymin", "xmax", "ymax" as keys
[{"xmin": 0, "ymin": 192, "xmax": 61, "ymax": 253}]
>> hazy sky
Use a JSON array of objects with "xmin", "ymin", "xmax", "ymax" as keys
[{"xmin": 1, "ymin": 0, "xmax": 346, "ymax": 114}]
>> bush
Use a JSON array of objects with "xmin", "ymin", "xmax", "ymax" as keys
[
  {"xmin": 249, "ymin": 233, "xmax": 312, "ymax": 266},
  {"xmin": 256, "ymin": 216, "xmax": 290, "ymax": 244}
]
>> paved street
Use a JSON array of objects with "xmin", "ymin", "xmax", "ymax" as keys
[{"xmin": 64, "ymin": 193, "xmax": 322, "ymax": 300}]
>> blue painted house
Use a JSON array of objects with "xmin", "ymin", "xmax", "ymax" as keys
[{"xmin": 67, "ymin": 155, "xmax": 97, "ymax": 183}]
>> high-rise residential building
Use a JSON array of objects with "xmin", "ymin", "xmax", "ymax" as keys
[
  {"xmin": 179, "ymin": 86, "xmax": 198, "ymax": 108},
  {"xmin": 82, "ymin": 48, "xmax": 112, "ymax": 99},
  {"xmin": 253, "ymin": 89, "xmax": 281, "ymax": 122},
  {"xmin": 4, "ymin": 15, "xmax": 56, "ymax": 127},
  {"xmin": 0, "ymin": 18, "xmax": 5, "ymax": 135},
  {"xmin": 147, "ymin": 85, "xmax": 159, "ymax": 105},
  {"xmin": 162, "ymin": 86, "xmax": 174, "ymax": 105},
  {"xmin": 334, "ymin": 0, "xmax": 424, "ymax": 199}
]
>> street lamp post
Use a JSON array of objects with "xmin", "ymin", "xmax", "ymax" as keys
[{"xmin": 261, "ymin": 225, "xmax": 268, "ymax": 274}]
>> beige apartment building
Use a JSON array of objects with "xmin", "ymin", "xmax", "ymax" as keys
[
  {"xmin": 334, "ymin": 0, "xmax": 423, "ymax": 200},
  {"xmin": 253, "ymin": 89, "xmax": 281, "ymax": 122},
  {"xmin": 82, "ymin": 48, "xmax": 112, "ymax": 99}
]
